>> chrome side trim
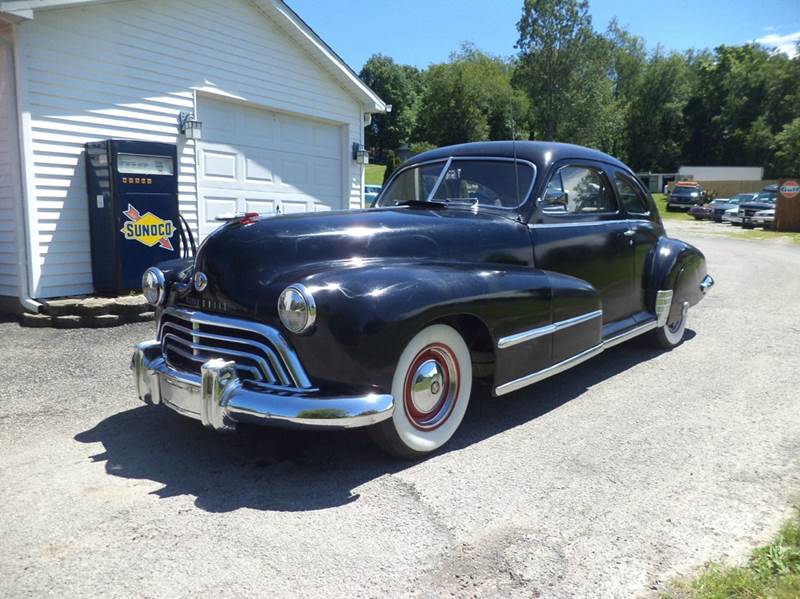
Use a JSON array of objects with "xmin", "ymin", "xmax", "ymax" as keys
[
  {"xmin": 497, "ymin": 309, "xmax": 603, "ymax": 349},
  {"xmin": 495, "ymin": 343, "xmax": 604, "ymax": 396},
  {"xmin": 655, "ymin": 289, "xmax": 674, "ymax": 327},
  {"xmin": 494, "ymin": 318, "xmax": 658, "ymax": 396},
  {"xmin": 529, "ymin": 219, "xmax": 623, "ymax": 228},
  {"xmin": 601, "ymin": 319, "xmax": 658, "ymax": 349}
]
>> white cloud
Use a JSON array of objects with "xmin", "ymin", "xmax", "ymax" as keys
[{"xmin": 755, "ymin": 31, "xmax": 800, "ymax": 57}]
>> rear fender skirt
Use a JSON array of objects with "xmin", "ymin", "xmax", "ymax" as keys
[{"xmin": 648, "ymin": 237, "xmax": 708, "ymax": 322}]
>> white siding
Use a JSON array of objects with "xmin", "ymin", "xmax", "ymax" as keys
[
  {"xmin": 0, "ymin": 25, "xmax": 20, "ymax": 298},
  {"xmin": 17, "ymin": 0, "xmax": 365, "ymax": 298}
]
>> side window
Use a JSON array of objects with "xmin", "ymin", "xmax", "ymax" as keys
[
  {"xmin": 613, "ymin": 173, "xmax": 649, "ymax": 214},
  {"xmin": 542, "ymin": 165, "xmax": 617, "ymax": 215}
]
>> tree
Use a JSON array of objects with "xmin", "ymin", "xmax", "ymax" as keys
[
  {"xmin": 382, "ymin": 150, "xmax": 401, "ymax": 184},
  {"xmin": 626, "ymin": 49, "xmax": 692, "ymax": 172},
  {"xmin": 359, "ymin": 55, "xmax": 422, "ymax": 157},
  {"xmin": 415, "ymin": 44, "xmax": 529, "ymax": 147},
  {"xmin": 772, "ymin": 118, "xmax": 800, "ymax": 176},
  {"xmin": 514, "ymin": 0, "xmax": 603, "ymax": 143}
]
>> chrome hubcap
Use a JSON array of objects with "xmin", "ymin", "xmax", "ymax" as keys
[
  {"xmin": 403, "ymin": 344, "xmax": 461, "ymax": 431},
  {"xmin": 409, "ymin": 359, "xmax": 445, "ymax": 413}
]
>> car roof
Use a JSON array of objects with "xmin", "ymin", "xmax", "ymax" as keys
[{"xmin": 402, "ymin": 141, "xmax": 631, "ymax": 173}]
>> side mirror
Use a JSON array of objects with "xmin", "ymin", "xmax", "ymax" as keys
[{"xmin": 540, "ymin": 191, "xmax": 568, "ymax": 214}]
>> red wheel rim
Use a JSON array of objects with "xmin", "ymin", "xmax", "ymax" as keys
[{"xmin": 402, "ymin": 343, "xmax": 461, "ymax": 431}]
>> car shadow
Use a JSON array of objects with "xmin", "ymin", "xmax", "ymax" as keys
[{"xmin": 75, "ymin": 331, "xmax": 694, "ymax": 513}]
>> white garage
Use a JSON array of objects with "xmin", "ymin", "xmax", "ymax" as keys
[
  {"xmin": 197, "ymin": 96, "xmax": 344, "ymax": 238},
  {"xmin": 0, "ymin": 0, "xmax": 386, "ymax": 312}
]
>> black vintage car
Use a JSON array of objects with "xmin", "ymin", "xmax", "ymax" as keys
[{"xmin": 133, "ymin": 142, "xmax": 713, "ymax": 458}]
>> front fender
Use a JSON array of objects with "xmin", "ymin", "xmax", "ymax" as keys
[
  {"xmin": 649, "ymin": 237, "xmax": 708, "ymax": 322},
  {"xmin": 285, "ymin": 261, "xmax": 553, "ymax": 393}
]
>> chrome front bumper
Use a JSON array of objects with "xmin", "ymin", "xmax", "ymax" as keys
[{"xmin": 132, "ymin": 341, "xmax": 394, "ymax": 431}]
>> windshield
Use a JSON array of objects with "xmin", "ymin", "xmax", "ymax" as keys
[
  {"xmin": 673, "ymin": 187, "xmax": 699, "ymax": 197},
  {"xmin": 377, "ymin": 159, "xmax": 535, "ymax": 209},
  {"xmin": 377, "ymin": 162, "xmax": 444, "ymax": 206},
  {"xmin": 754, "ymin": 191, "xmax": 777, "ymax": 203}
]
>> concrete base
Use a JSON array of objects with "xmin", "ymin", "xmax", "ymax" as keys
[{"xmin": 18, "ymin": 294, "xmax": 154, "ymax": 328}]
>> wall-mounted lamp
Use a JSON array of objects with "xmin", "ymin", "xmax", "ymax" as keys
[
  {"xmin": 352, "ymin": 142, "xmax": 369, "ymax": 165},
  {"xmin": 179, "ymin": 111, "xmax": 203, "ymax": 140}
]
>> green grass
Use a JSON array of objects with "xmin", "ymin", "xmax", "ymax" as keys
[
  {"xmin": 664, "ymin": 509, "xmax": 800, "ymax": 599},
  {"xmin": 653, "ymin": 193, "xmax": 695, "ymax": 221},
  {"xmin": 365, "ymin": 164, "xmax": 386, "ymax": 186}
]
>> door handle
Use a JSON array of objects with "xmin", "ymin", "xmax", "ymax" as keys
[{"xmin": 623, "ymin": 228, "xmax": 636, "ymax": 237}]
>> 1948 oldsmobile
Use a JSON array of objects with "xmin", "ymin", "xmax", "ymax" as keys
[{"xmin": 132, "ymin": 141, "xmax": 714, "ymax": 458}]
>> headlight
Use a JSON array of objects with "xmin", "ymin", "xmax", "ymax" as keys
[
  {"xmin": 277, "ymin": 284, "xmax": 316, "ymax": 333},
  {"xmin": 142, "ymin": 267, "xmax": 166, "ymax": 306}
]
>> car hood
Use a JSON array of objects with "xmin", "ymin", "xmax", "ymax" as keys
[
  {"xmin": 740, "ymin": 201, "xmax": 774, "ymax": 210},
  {"xmin": 187, "ymin": 207, "xmax": 532, "ymax": 318}
]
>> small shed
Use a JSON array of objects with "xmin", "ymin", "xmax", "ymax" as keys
[{"xmin": 677, "ymin": 166, "xmax": 764, "ymax": 182}]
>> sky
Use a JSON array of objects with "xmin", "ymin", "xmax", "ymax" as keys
[{"xmin": 286, "ymin": 0, "xmax": 800, "ymax": 71}]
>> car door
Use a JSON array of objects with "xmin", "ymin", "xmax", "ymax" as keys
[
  {"xmin": 530, "ymin": 162, "xmax": 635, "ymax": 325},
  {"xmin": 610, "ymin": 170, "xmax": 663, "ymax": 317}
]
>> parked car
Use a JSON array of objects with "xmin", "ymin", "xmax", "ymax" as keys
[
  {"xmin": 667, "ymin": 182, "xmax": 704, "ymax": 211},
  {"xmin": 752, "ymin": 208, "xmax": 776, "ymax": 229},
  {"xmin": 722, "ymin": 207, "xmax": 742, "ymax": 225},
  {"xmin": 365, "ymin": 184, "xmax": 382, "ymax": 208},
  {"xmin": 739, "ymin": 185, "xmax": 778, "ymax": 229},
  {"xmin": 133, "ymin": 141, "xmax": 713, "ymax": 458},
  {"xmin": 710, "ymin": 193, "xmax": 756, "ymax": 222},
  {"xmin": 688, "ymin": 203, "xmax": 714, "ymax": 220}
]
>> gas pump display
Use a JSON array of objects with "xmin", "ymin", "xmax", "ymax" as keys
[{"xmin": 85, "ymin": 140, "xmax": 192, "ymax": 294}]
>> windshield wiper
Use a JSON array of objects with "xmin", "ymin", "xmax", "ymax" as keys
[{"xmin": 393, "ymin": 199, "xmax": 448, "ymax": 208}]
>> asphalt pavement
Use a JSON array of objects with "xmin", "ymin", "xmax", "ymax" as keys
[{"xmin": 1, "ymin": 219, "xmax": 799, "ymax": 598}]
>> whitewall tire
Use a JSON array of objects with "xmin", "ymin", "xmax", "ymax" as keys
[
  {"xmin": 653, "ymin": 304, "xmax": 688, "ymax": 349},
  {"xmin": 369, "ymin": 324, "xmax": 472, "ymax": 459}
]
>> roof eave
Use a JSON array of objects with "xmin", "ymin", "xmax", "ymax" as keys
[
  {"xmin": 259, "ymin": 1, "xmax": 388, "ymax": 113},
  {"xmin": 0, "ymin": 0, "xmax": 389, "ymax": 113}
]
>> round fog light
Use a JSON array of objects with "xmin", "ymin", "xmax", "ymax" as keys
[
  {"xmin": 277, "ymin": 284, "xmax": 316, "ymax": 333},
  {"xmin": 142, "ymin": 267, "xmax": 166, "ymax": 306}
]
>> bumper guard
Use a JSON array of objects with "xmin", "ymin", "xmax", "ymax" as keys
[{"xmin": 132, "ymin": 341, "xmax": 394, "ymax": 431}]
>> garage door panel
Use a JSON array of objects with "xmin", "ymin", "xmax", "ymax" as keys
[
  {"xmin": 245, "ymin": 199, "xmax": 277, "ymax": 214},
  {"xmin": 281, "ymin": 199, "xmax": 310, "ymax": 214},
  {"xmin": 314, "ymin": 125, "xmax": 341, "ymax": 153},
  {"xmin": 244, "ymin": 155, "xmax": 274, "ymax": 183},
  {"xmin": 202, "ymin": 149, "xmax": 238, "ymax": 180},
  {"xmin": 201, "ymin": 196, "xmax": 240, "ymax": 236},
  {"xmin": 197, "ymin": 96, "xmax": 344, "ymax": 239},
  {"xmin": 280, "ymin": 159, "xmax": 308, "ymax": 186}
]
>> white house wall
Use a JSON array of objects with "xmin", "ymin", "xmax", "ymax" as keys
[
  {"xmin": 0, "ymin": 24, "xmax": 20, "ymax": 298},
  {"xmin": 16, "ymin": 0, "xmax": 365, "ymax": 298}
]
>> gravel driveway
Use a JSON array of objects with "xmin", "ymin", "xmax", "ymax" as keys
[{"xmin": 2, "ymin": 221, "xmax": 799, "ymax": 598}]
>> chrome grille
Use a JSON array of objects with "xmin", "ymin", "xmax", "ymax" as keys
[{"xmin": 158, "ymin": 308, "xmax": 313, "ymax": 390}]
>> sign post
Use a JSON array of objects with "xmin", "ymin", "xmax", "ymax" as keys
[{"xmin": 776, "ymin": 179, "xmax": 800, "ymax": 232}]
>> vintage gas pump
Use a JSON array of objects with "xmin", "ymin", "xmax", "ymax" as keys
[{"xmin": 85, "ymin": 140, "xmax": 194, "ymax": 294}]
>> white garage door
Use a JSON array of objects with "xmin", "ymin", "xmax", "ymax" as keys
[{"xmin": 196, "ymin": 97, "xmax": 344, "ymax": 238}]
